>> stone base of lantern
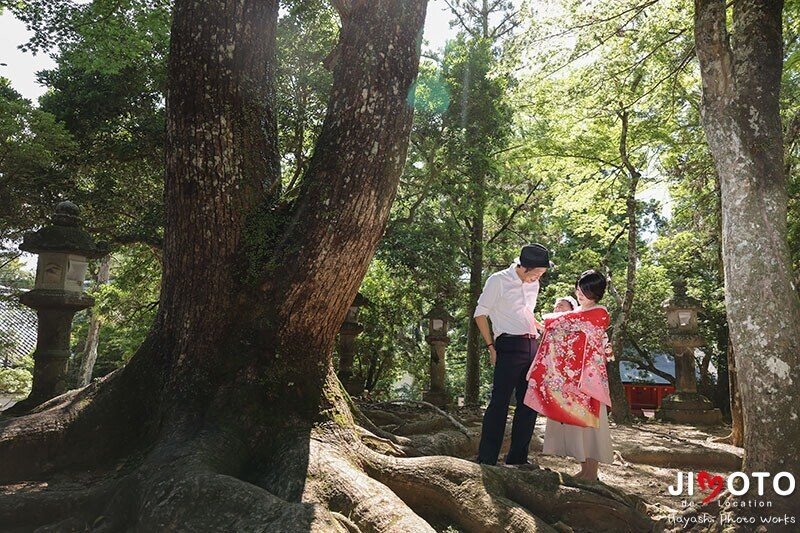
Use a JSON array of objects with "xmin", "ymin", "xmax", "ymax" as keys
[
  {"xmin": 423, "ymin": 389, "xmax": 450, "ymax": 408},
  {"xmin": 656, "ymin": 392, "xmax": 723, "ymax": 425}
]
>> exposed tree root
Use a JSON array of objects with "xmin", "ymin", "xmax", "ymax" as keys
[
  {"xmin": 1, "ymin": 370, "xmax": 655, "ymax": 532},
  {"xmin": 134, "ymin": 466, "xmax": 342, "ymax": 532},
  {"xmin": 0, "ymin": 428, "xmax": 654, "ymax": 532},
  {"xmin": 406, "ymin": 427, "xmax": 478, "ymax": 458},
  {"xmin": 361, "ymin": 409, "xmax": 405, "ymax": 427},
  {"xmin": 366, "ymin": 454, "xmax": 556, "ymax": 532},
  {"xmin": 301, "ymin": 419, "xmax": 654, "ymax": 533},
  {"xmin": 306, "ymin": 438, "xmax": 434, "ymax": 532},
  {"xmin": 357, "ymin": 399, "xmax": 477, "ymax": 458},
  {"xmin": 356, "ymin": 426, "xmax": 413, "ymax": 457},
  {"xmin": 361, "ymin": 450, "xmax": 652, "ymax": 532},
  {"xmin": 620, "ymin": 448, "xmax": 741, "ymax": 471},
  {"xmin": 1, "ymin": 337, "xmax": 164, "ymax": 483},
  {"xmin": 346, "ymin": 393, "xmax": 420, "ymax": 457},
  {"xmin": 0, "ymin": 477, "xmax": 119, "ymax": 530},
  {"xmin": 387, "ymin": 400, "xmax": 471, "ymax": 436},
  {"xmin": 0, "ymin": 371, "xmax": 126, "ymax": 483}
]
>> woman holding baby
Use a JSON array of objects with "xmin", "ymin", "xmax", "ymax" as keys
[{"xmin": 525, "ymin": 269, "xmax": 615, "ymax": 481}]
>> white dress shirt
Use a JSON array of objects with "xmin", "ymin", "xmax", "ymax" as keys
[{"xmin": 473, "ymin": 263, "xmax": 540, "ymax": 339}]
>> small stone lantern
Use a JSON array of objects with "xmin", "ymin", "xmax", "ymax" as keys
[
  {"xmin": 656, "ymin": 279, "xmax": 722, "ymax": 425},
  {"xmin": 337, "ymin": 292, "xmax": 369, "ymax": 395},
  {"xmin": 11, "ymin": 202, "xmax": 107, "ymax": 412},
  {"xmin": 664, "ymin": 281, "xmax": 701, "ymax": 334},
  {"xmin": 422, "ymin": 302, "xmax": 454, "ymax": 408}
]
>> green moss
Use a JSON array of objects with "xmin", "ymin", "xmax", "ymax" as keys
[
  {"xmin": 317, "ymin": 370, "xmax": 356, "ymax": 429},
  {"xmin": 330, "ymin": 410, "xmax": 351, "ymax": 428},
  {"xmin": 239, "ymin": 201, "xmax": 291, "ymax": 283}
]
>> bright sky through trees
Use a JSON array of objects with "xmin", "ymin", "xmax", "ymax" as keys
[
  {"xmin": 0, "ymin": 0, "xmax": 668, "ymax": 237},
  {"xmin": 4, "ymin": 1, "xmax": 460, "ymax": 102}
]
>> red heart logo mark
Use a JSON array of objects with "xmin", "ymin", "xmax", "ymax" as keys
[{"xmin": 697, "ymin": 470, "xmax": 725, "ymax": 504}]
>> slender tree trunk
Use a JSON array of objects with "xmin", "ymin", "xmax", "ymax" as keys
[
  {"xmin": 698, "ymin": 351, "xmax": 713, "ymax": 397},
  {"xmin": 364, "ymin": 351, "xmax": 388, "ymax": 392},
  {"xmin": 78, "ymin": 255, "xmax": 111, "ymax": 387},
  {"xmin": 607, "ymin": 109, "xmax": 638, "ymax": 425},
  {"xmin": 695, "ymin": 0, "xmax": 800, "ymax": 515},
  {"xmin": 713, "ymin": 171, "xmax": 743, "ymax": 440},
  {"xmin": 712, "ymin": 343, "xmax": 731, "ymax": 416},
  {"xmin": 446, "ymin": 4, "xmax": 512, "ymax": 410},
  {"xmin": 464, "ymin": 210, "xmax": 485, "ymax": 408}
]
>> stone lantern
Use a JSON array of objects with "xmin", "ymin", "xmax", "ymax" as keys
[
  {"xmin": 422, "ymin": 302, "xmax": 454, "ymax": 408},
  {"xmin": 12, "ymin": 202, "xmax": 107, "ymax": 412},
  {"xmin": 656, "ymin": 279, "xmax": 722, "ymax": 425},
  {"xmin": 337, "ymin": 292, "xmax": 369, "ymax": 395}
]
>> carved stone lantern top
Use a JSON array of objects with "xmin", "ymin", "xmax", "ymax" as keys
[
  {"xmin": 665, "ymin": 278, "xmax": 701, "ymax": 308},
  {"xmin": 424, "ymin": 302, "xmax": 454, "ymax": 341},
  {"xmin": 20, "ymin": 201, "xmax": 108, "ymax": 258},
  {"xmin": 662, "ymin": 278, "xmax": 704, "ymax": 348},
  {"xmin": 18, "ymin": 202, "xmax": 106, "ymax": 310}
]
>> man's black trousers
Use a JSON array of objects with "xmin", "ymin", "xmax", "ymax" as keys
[{"xmin": 476, "ymin": 334, "xmax": 539, "ymax": 465}]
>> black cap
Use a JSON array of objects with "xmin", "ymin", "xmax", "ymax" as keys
[{"xmin": 518, "ymin": 243, "xmax": 553, "ymax": 268}]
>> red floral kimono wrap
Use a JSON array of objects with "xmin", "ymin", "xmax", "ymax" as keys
[{"xmin": 523, "ymin": 306, "xmax": 611, "ymax": 428}]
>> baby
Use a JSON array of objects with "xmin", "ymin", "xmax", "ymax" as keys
[{"xmin": 553, "ymin": 296, "xmax": 578, "ymax": 313}]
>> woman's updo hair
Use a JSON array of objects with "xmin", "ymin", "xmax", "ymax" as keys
[{"xmin": 576, "ymin": 269, "xmax": 607, "ymax": 302}]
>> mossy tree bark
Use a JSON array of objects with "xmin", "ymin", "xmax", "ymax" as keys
[
  {"xmin": 695, "ymin": 0, "xmax": 800, "ymax": 521},
  {"xmin": 0, "ymin": 1, "xmax": 654, "ymax": 530}
]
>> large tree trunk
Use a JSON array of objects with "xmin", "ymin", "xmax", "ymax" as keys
[
  {"xmin": 695, "ymin": 0, "xmax": 800, "ymax": 519},
  {"xmin": 0, "ymin": 1, "xmax": 654, "ymax": 530}
]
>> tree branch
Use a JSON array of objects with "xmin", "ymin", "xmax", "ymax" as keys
[
  {"xmin": 624, "ymin": 333, "xmax": 676, "ymax": 385},
  {"xmin": 528, "ymin": 0, "xmax": 660, "ymax": 45},
  {"xmin": 694, "ymin": 0, "xmax": 734, "ymax": 106},
  {"xmin": 442, "ymin": 0, "xmax": 480, "ymax": 39},
  {"xmin": 486, "ymin": 178, "xmax": 544, "ymax": 244}
]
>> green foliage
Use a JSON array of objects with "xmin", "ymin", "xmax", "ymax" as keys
[
  {"xmin": 349, "ymin": 259, "xmax": 428, "ymax": 398},
  {"xmin": 0, "ymin": 78, "xmax": 77, "ymax": 242},
  {"xmin": 240, "ymin": 203, "xmax": 293, "ymax": 283},
  {"xmin": 71, "ymin": 247, "xmax": 161, "ymax": 379},
  {"xmin": 276, "ymin": 0, "xmax": 338, "ymax": 194},
  {"xmin": 0, "ymin": 355, "xmax": 33, "ymax": 397},
  {"xmin": 625, "ymin": 261, "xmax": 673, "ymax": 355},
  {"xmin": 783, "ymin": 0, "xmax": 800, "ymax": 279},
  {"xmin": 0, "ymin": 253, "xmax": 34, "ymax": 289},
  {"xmin": 8, "ymin": 0, "xmax": 171, "ymax": 75},
  {"xmin": 5, "ymin": 0, "xmax": 800, "ymax": 411}
]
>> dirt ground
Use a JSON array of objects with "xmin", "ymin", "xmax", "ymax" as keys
[
  {"xmin": 452, "ymin": 408, "xmax": 743, "ymax": 526},
  {"xmin": 534, "ymin": 418, "xmax": 739, "ymax": 518}
]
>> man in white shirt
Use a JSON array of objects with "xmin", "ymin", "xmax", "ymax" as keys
[{"xmin": 474, "ymin": 243, "xmax": 552, "ymax": 465}]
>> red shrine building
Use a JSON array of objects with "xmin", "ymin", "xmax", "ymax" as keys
[{"xmin": 619, "ymin": 354, "xmax": 715, "ymax": 417}]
